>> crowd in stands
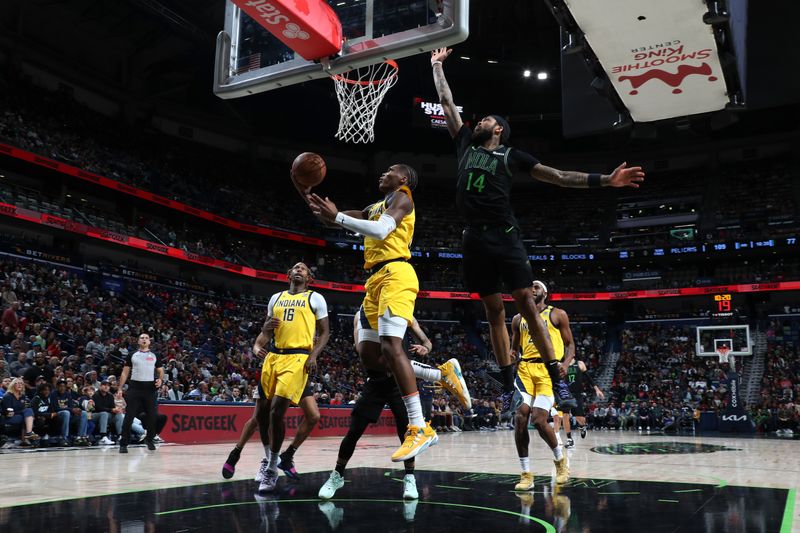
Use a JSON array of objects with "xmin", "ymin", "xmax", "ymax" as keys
[
  {"xmin": 598, "ymin": 322, "xmax": 799, "ymax": 435},
  {"xmin": 0, "ymin": 255, "xmax": 512, "ymax": 446},
  {"xmin": 752, "ymin": 320, "xmax": 800, "ymax": 435},
  {"xmin": 1, "ymin": 68, "xmax": 798, "ymax": 261}
]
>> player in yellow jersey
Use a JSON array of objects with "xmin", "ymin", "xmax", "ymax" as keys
[
  {"xmin": 511, "ymin": 281, "xmax": 575, "ymax": 489},
  {"xmin": 307, "ymin": 164, "xmax": 437, "ymax": 462},
  {"xmin": 251, "ymin": 262, "xmax": 330, "ymax": 492}
]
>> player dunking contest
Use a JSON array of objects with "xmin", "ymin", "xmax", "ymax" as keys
[
  {"xmin": 512, "ymin": 281, "xmax": 576, "ymax": 489},
  {"xmin": 308, "ymin": 165, "xmax": 440, "ymax": 462},
  {"xmin": 430, "ymin": 47, "xmax": 645, "ymax": 413}
]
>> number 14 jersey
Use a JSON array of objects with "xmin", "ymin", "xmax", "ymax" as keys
[{"xmin": 455, "ymin": 124, "xmax": 540, "ymax": 229}]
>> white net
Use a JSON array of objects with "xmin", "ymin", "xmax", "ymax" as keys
[{"xmin": 331, "ymin": 60, "xmax": 398, "ymax": 144}]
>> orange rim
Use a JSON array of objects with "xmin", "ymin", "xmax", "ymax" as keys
[{"xmin": 331, "ymin": 59, "xmax": 399, "ymax": 86}]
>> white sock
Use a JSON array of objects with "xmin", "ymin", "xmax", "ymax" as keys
[
  {"xmin": 552, "ymin": 444, "xmax": 563, "ymax": 461},
  {"xmin": 268, "ymin": 449, "xmax": 279, "ymax": 471},
  {"xmin": 403, "ymin": 392, "xmax": 426, "ymax": 427},
  {"xmin": 519, "ymin": 457, "xmax": 530, "ymax": 472},
  {"xmin": 411, "ymin": 360, "xmax": 442, "ymax": 382}
]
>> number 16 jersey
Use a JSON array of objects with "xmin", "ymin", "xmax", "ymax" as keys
[
  {"xmin": 267, "ymin": 290, "xmax": 328, "ymax": 351},
  {"xmin": 455, "ymin": 124, "xmax": 540, "ymax": 229}
]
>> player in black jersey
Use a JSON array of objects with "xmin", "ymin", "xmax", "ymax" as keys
[
  {"xmin": 431, "ymin": 47, "xmax": 644, "ymax": 412},
  {"xmin": 565, "ymin": 358, "xmax": 605, "ymax": 440}
]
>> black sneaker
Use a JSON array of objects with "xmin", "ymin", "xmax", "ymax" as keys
[
  {"xmin": 500, "ymin": 390, "xmax": 521, "ymax": 415},
  {"xmin": 554, "ymin": 382, "xmax": 577, "ymax": 411},
  {"xmin": 146, "ymin": 440, "xmax": 156, "ymax": 451},
  {"xmin": 119, "ymin": 445, "xmax": 128, "ymax": 454},
  {"xmin": 222, "ymin": 446, "xmax": 242, "ymax": 479},
  {"xmin": 278, "ymin": 452, "xmax": 300, "ymax": 479},
  {"xmin": 580, "ymin": 426, "xmax": 587, "ymax": 439},
  {"xmin": 565, "ymin": 437, "xmax": 575, "ymax": 449}
]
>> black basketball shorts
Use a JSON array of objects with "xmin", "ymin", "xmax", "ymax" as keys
[
  {"xmin": 351, "ymin": 374, "xmax": 407, "ymax": 425},
  {"xmin": 462, "ymin": 226, "xmax": 533, "ymax": 297}
]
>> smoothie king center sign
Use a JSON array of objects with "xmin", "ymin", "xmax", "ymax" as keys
[{"xmin": 565, "ymin": 0, "xmax": 729, "ymax": 122}]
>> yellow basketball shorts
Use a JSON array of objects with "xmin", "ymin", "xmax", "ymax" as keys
[
  {"xmin": 515, "ymin": 360, "xmax": 554, "ymax": 410},
  {"xmin": 261, "ymin": 352, "xmax": 309, "ymax": 405},
  {"xmin": 362, "ymin": 260, "xmax": 418, "ymax": 332}
]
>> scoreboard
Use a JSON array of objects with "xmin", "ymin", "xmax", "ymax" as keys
[{"xmin": 712, "ymin": 293, "xmax": 734, "ymax": 318}]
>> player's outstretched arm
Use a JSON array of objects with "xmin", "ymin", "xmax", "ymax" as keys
[
  {"xmin": 431, "ymin": 47, "xmax": 463, "ymax": 138},
  {"xmin": 308, "ymin": 191, "xmax": 411, "ymax": 240},
  {"xmin": 531, "ymin": 162, "xmax": 645, "ymax": 188}
]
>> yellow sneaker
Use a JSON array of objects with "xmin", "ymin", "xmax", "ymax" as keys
[
  {"xmin": 391, "ymin": 424, "xmax": 437, "ymax": 462},
  {"xmin": 436, "ymin": 358, "xmax": 472, "ymax": 409},
  {"xmin": 514, "ymin": 471, "xmax": 535, "ymax": 491},
  {"xmin": 554, "ymin": 456, "xmax": 569, "ymax": 485}
]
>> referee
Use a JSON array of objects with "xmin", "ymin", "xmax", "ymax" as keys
[{"xmin": 116, "ymin": 332, "xmax": 163, "ymax": 453}]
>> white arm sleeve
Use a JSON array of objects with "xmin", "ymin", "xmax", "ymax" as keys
[
  {"xmin": 334, "ymin": 212, "xmax": 397, "ymax": 240},
  {"xmin": 310, "ymin": 292, "xmax": 328, "ymax": 319},
  {"xmin": 266, "ymin": 292, "xmax": 280, "ymax": 318}
]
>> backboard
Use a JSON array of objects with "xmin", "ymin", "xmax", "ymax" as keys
[
  {"xmin": 696, "ymin": 325, "xmax": 752, "ymax": 357},
  {"xmin": 214, "ymin": 0, "xmax": 469, "ymax": 99}
]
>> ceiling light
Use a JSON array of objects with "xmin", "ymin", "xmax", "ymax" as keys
[
  {"xmin": 537, "ymin": 71, "xmax": 548, "ymax": 80},
  {"xmin": 523, "ymin": 69, "xmax": 531, "ymax": 78},
  {"xmin": 487, "ymin": 60, "xmax": 498, "ymax": 64},
  {"xmin": 460, "ymin": 56, "xmax": 470, "ymax": 60}
]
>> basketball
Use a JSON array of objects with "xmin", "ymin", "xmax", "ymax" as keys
[{"xmin": 291, "ymin": 152, "xmax": 326, "ymax": 188}]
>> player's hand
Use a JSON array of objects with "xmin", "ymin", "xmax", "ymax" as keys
[
  {"xmin": 264, "ymin": 317, "xmax": 281, "ymax": 331},
  {"xmin": 290, "ymin": 173, "xmax": 313, "ymax": 199},
  {"xmin": 255, "ymin": 346, "xmax": 270, "ymax": 359},
  {"xmin": 304, "ymin": 355, "xmax": 318, "ymax": 374},
  {"xmin": 409, "ymin": 344, "xmax": 430, "ymax": 357},
  {"xmin": 558, "ymin": 362, "xmax": 567, "ymax": 378},
  {"xmin": 307, "ymin": 194, "xmax": 339, "ymax": 223},
  {"xmin": 607, "ymin": 162, "xmax": 645, "ymax": 188},
  {"xmin": 431, "ymin": 47, "xmax": 452, "ymax": 65}
]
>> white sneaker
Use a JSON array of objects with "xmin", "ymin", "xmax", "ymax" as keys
[
  {"xmin": 319, "ymin": 471, "xmax": 345, "ymax": 499},
  {"xmin": 556, "ymin": 434, "xmax": 563, "ymax": 446},
  {"xmin": 255, "ymin": 457, "xmax": 269, "ymax": 482},
  {"xmin": 98, "ymin": 436, "xmax": 114, "ymax": 445},
  {"xmin": 403, "ymin": 474, "xmax": 419, "ymax": 500},
  {"xmin": 153, "ymin": 435, "xmax": 164, "ymax": 443},
  {"xmin": 258, "ymin": 468, "xmax": 279, "ymax": 493},
  {"xmin": 318, "ymin": 502, "xmax": 344, "ymax": 529},
  {"xmin": 403, "ymin": 500, "xmax": 419, "ymax": 522}
]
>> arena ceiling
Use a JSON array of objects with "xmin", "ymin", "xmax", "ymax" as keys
[{"xmin": 1, "ymin": 0, "xmax": 799, "ymax": 153}]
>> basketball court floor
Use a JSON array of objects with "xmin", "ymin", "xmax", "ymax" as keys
[{"xmin": 2, "ymin": 430, "xmax": 797, "ymax": 532}]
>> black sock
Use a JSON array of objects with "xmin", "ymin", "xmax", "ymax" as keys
[
  {"xmin": 500, "ymin": 363, "xmax": 516, "ymax": 393},
  {"xmin": 566, "ymin": 432, "xmax": 572, "ymax": 439},
  {"xmin": 282, "ymin": 445, "xmax": 297, "ymax": 459},
  {"xmin": 335, "ymin": 462, "xmax": 346, "ymax": 476},
  {"xmin": 405, "ymin": 462, "xmax": 415, "ymax": 476}
]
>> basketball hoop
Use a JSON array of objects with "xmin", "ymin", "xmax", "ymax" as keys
[
  {"xmin": 330, "ymin": 60, "xmax": 399, "ymax": 143},
  {"xmin": 716, "ymin": 346, "xmax": 730, "ymax": 364}
]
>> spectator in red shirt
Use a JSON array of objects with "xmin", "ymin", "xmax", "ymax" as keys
[{"xmin": 1, "ymin": 302, "xmax": 20, "ymax": 330}]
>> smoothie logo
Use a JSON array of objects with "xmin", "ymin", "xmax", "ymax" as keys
[
  {"xmin": 592, "ymin": 442, "xmax": 739, "ymax": 455},
  {"xmin": 612, "ymin": 44, "xmax": 718, "ymax": 95}
]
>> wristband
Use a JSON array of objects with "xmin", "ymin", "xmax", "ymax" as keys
[
  {"xmin": 431, "ymin": 61, "xmax": 442, "ymax": 67},
  {"xmin": 588, "ymin": 173, "xmax": 602, "ymax": 187}
]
